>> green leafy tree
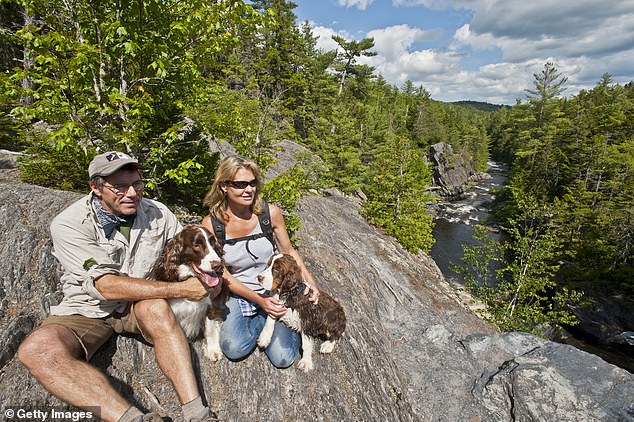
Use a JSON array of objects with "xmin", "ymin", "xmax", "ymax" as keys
[
  {"xmin": 331, "ymin": 35, "xmax": 376, "ymax": 98},
  {"xmin": 488, "ymin": 67, "xmax": 634, "ymax": 310},
  {"xmin": 261, "ymin": 165, "xmax": 312, "ymax": 240},
  {"xmin": 525, "ymin": 61, "xmax": 568, "ymax": 125},
  {"xmin": 361, "ymin": 133, "xmax": 435, "ymax": 252},
  {"xmin": 10, "ymin": 0, "xmax": 258, "ymax": 209},
  {"xmin": 457, "ymin": 187, "xmax": 580, "ymax": 333}
]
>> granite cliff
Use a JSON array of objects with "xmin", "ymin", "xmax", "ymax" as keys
[{"xmin": 0, "ymin": 151, "xmax": 633, "ymax": 421}]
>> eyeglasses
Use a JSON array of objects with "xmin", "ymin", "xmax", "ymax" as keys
[
  {"xmin": 225, "ymin": 179, "xmax": 257, "ymax": 189},
  {"xmin": 103, "ymin": 181, "xmax": 144, "ymax": 196}
]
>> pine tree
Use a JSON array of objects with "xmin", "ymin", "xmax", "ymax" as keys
[
  {"xmin": 361, "ymin": 133, "xmax": 435, "ymax": 253},
  {"xmin": 331, "ymin": 35, "xmax": 376, "ymax": 98}
]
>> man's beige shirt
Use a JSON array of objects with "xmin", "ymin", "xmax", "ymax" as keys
[{"xmin": 49, "ymin": 194, "xmax": 181, "ymax": 318}]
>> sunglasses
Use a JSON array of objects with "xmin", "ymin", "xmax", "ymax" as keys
[
  {"xmin": 103, "ymin": 181, "xmax": 144, "ymax": 196},
  {"xmin": 225, "ymin": 179, "xmax": 257, "ymax": 189}
]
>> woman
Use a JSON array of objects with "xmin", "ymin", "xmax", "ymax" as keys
[{"xmin": 201, "ymin": 156, "xmax": 320, "ymax": 368}]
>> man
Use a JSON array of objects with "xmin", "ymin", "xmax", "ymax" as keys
[{"xmin": 18, "ymin": 151, "xmax": 216, "ymax": 422}]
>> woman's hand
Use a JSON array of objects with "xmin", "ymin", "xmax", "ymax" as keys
[
  {"xmin": 259, "ymin": 295, "xmax": 287, "ymax": 318},
  {"xmin": 303, "ymin": 284, "xmax": 320, "ymax": 304}
]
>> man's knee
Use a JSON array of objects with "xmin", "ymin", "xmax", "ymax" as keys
[
  {"xmin": 18, "ymin": 325, "xmax": 81, "ymax": 372},
  {"xmin": 134, "ymin": 299, "xmax": 178, "ymax": 334}
]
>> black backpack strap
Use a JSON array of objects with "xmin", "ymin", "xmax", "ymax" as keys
[
  {"xmin": 258, "ymin": 201, "xmax": 277, "ymax": 252},
  {"xmin": 210, "ymin": 215, "xmax": 226, "ymax": 245},
  {"xmin": 210, "ymin": 201, "xmax": 277, "ymax": 252}
]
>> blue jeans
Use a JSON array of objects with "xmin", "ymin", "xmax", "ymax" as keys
[{"xmin": 220, "ymin": 296, "xmax": 300, "ymax": 368}]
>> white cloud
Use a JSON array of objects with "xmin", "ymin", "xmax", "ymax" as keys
[
  {"xmin": 359, "ymin": 25, "xmax": 460, "ymax": 86},
  {"xmin": 308, "ymin": 0, "xmax": 634, "ymax": 103},
  {"xmin": 367, "ymin": 24, "xmax": 437, "ymax": 60},
  {"xmin": 337, "ymin": 0, "xmax": 375, "ymax": 10},
  {"xmin": 311, "ymin": 25, "xmax": 359, "ymax": 52},
  {"xmin": 407, "ymin": 62, "xmax": 539, "ymax": 104}
]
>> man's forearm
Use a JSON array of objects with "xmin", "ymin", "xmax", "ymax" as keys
[{"xmin": 94, "ymin": 274, "xmax": 201, "ymax": 301}]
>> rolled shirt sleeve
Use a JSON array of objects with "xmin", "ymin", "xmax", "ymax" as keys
[{"xmin": 49, "ymin": 204, "xmax": 126, "ymax": 314}]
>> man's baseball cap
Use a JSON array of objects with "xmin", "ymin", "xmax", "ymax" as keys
[{"xmin": 89, "ymin": 151, "xmax": 139, "ymax": 178}]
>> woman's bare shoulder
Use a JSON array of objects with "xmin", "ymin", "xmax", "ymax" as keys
[{"xmin": 201, "ymin": 215, "xmax": 213, "ymax": 230}]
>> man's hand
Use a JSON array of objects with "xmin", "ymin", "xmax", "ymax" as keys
[{"xmin": 180, "ymin": 277, "xmax": 212, "ymax": 301}]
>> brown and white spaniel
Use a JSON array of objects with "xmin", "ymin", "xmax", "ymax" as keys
[
  {"xmin": 152, "ymin": 224, "xmax": 228, "ymax": 361},
  {"xmin": 257, "ymin": 254, "xmax": 346, "ymax": 371}
]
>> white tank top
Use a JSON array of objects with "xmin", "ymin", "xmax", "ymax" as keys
[{"xmin": 223, "ymin": 220, "xmax": 275, "ymax": 294}]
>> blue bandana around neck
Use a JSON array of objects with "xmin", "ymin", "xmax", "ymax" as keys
[{"xmin": 92, "ymin": 194, "xmax": 136, "ymax": 238}]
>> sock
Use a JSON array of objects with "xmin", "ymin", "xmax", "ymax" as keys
[
  {"xmin": 182, "ymin": 396, "xmax": 210, "ymax": 422},
  {"xmin": 117, "ymin": 406, "xmax": 144, "ymax": 422}
]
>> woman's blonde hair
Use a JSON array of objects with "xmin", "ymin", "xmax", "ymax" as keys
[{"xmin": 203, "ymin": 155, "xmax": 264, "ymax": 223}]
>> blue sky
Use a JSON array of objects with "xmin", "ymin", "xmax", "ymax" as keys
[{"xmin": 291, "ymin": 0, "xmax": 634, "ymax": 104}]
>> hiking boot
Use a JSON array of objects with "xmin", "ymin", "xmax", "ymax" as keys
[
  {"xmin": 188, "ymin": 407, "xmax": 219, "ymax": 422},
  {"xmin": 132, "ymin": 412, "xmax": 163, "ymax": 422}
]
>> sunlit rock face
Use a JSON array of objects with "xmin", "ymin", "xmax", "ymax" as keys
[{"xmin": 430, "ymin": 142, "xmax": 476, "ymax": 197}]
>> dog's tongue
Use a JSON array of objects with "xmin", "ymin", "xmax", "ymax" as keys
[{"xmin": 192, "ymin": 264, "xmax": 220, "ymax": 288}]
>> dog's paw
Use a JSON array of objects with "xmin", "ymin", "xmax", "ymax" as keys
[
  {"xmin": 320, "ymin": 340, "xmax": 336, "ymax": 354},
  {"xmin": 297, "ymin": 357, "xmax": 314, "ymax": 372},
  {"xmin": 257, "ymin": 317, "xmax": 275, "ymax": 349},
  {"xmin": 257, "ymin": 335, "xmax": 271, "ymax": 350},
  {"xmin": 204, "ymin": 349, "xmax": 223, "ymax": 362},
  {"xmin": 204, "ymin": 343, "xmax": 223, "ymax": 362}
]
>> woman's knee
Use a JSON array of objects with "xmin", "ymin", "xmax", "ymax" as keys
[
  {"xmin": 265, "ymin": 326, "xmax": 300, "ymax": 368},
  {"xmin": 266, "ymin": 345, "xmax": 299, "ymax": 369},
  {"xmin": 220, "ymin": 327, "xmax": 256, "ymax": 360}
]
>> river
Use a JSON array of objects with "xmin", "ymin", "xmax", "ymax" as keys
[
  {"xmin": 429, "ymin": 162, "xmax": 634, "ymax": 373},
  {"xmin": 430, "ymin": 161, "xmax": 507, "ymax": 284}
]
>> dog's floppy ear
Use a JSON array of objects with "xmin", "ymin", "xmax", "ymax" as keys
[
  {"xmin": 279, "ymin": 254, "xmax": 303, "ymax": 288},
  {"xmin": 152, "ymin": 232, "xmax": 184, "ymax": 281}
]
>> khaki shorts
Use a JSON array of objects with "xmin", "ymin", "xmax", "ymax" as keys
[{"xmin": 38, "ymin": 304, "xmax": 150, "ymax": 361}]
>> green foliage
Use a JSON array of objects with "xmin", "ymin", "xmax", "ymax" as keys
[
  {"xmin": 361, "ymin": 134, "xmax": 435, "ymax": 253},
  {"xmin": 610, "ymin": 266, "xmax": 634, "ymax": 295},
  {"xmin": 331, "ymin": 34, "xmax": 376, "ymax": 97},
  {"xmin": 261, "ymin": 165, "xmax": 312, "ymax": 240},
  {"xmin": 142, "ymin": 120, "xmax": 221, "ymax": 215},
  {"xmin": 456, "ymin": 193, "xmax": 581, "ymax": 335},
  {"xmin": 18, "ymin": 141, "xmax": 93, "ymax": 191},
  {"xmin": 8, "ymin": 0, "xmax": 259, "ymax": 213},
  {"xmin": 451, "ymin": 101, "xmax": 506, "ymax": 113},
  {"xmin": 487, "ymin": 63, "xmax": 634, "ymax": 317},
  {"xmin": 188, "ymin": 82, "xmax": 279, "ymax": 172},
  {"xmin": 0, "ymin": 0, "xmax": 22, "ymax": 72},
  {"xmin": 314, "ymin": 101, "xmax": 365, "ymax": 193},
  {"xmin": 0, "ymin": 72, "xmax": 23, "ymax": 150}
]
